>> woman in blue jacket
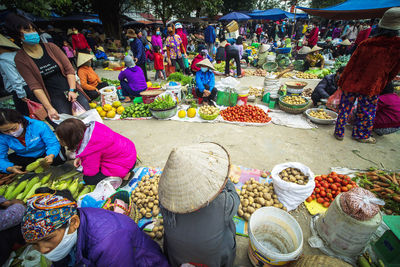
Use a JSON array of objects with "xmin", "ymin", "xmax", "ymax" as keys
[
  {"xmin": 195, "ymin": 59, "xmax": 218, "ymax": 104},
  {"xmin": 0, "ymin": 109, "xmax": 65, "ymax": 174}
]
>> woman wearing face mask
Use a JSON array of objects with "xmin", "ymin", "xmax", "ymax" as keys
[
  {"xmin": 166, "ymin": 27, "xmax": 190, "ymax": 75},
  {"xmin": 0, "ymin": 109, "xmax": 65, "ymax": 174},
  {"xmin": 22, "ymin": 188, "xmax": 170, "ymax": 267},
  {"xmin": 77, "ymin": 53, "xmax": 108, "ymax": 101},
  {"xmin": 195, "ymin": 59, "xmax": 217, "ymax": 104},
  {"xmin": 151, "ymin": 27, "xmax": 163, "ymax": 51},
  {"xmin": 7, "ymin": 14, "xmax": 90, "ymax": 121}
]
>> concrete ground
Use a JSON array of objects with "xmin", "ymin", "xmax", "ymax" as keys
[{"xmin": 97, "ymin": 69, "xmax": 400, "ymax": 266}]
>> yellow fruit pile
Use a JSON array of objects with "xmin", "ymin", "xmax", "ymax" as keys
[{"xmin": 94, "ymin": 101, "xmax": 123, "ymax": 119}]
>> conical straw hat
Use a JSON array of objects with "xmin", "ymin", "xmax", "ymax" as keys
[
  {"xmin": 159, "ymin": 143, "xmax": 230, "ymax": 214},
  {"xmin": 298, "ymin": 46, "xmax": 311, "ymax": 55},
  {"xmin": 341, "ymin": 39, "xmax": 351, "ymax": 46},
  {"xmin": 311, "ymin": 45, "xmax": 322, "ymax": 52},
  {"xmin": 0, "ymin": 34, "xmax": 20, "ymax": 50},
  {"xmin": 196, "ymin": 59, "xmax": 215, "ymax": 71},
  {"xmin": 77, "ymin": 53, "xmax": 94, "ymax": 67}
]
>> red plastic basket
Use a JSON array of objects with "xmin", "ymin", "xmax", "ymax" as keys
[{"xmin": 140, "ymin": 89, "xmax": 163, "ymax": 104}]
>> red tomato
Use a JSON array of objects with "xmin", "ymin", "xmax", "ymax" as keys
[
  {"xmin": 317, "ymin": 198, "xmax": 324, "ymax": 204},
  {"xmin": 315, "ymin": 188, "xmax": 321, "ymax": 193},
  {"xmin": 316, "ymin": 193, "xmax": 321, "ymax": 198},
  {"xmin": 332, "ymin": 190, "xmax": 336, "ymax": 195},
  {"xmin": 331, "ymin": 172, "xmax": 337, "ymax": 176},
  {"xmin": 328, "ymin": 178, "xmax": 334, "ymax": 183},
  {"xmin": 341, "ymin": 180, "xmax": 349, "ymax": 186},
  {"xmin": 323, "ymin": 202, "xmax": 330, "ymax": 208},
  {"xmin": 306, "ymin": 197, "xmax": 313, "ymax": 203},
  {"xmin": 335, "ymin": 177, "xmax": 342, "ymax": 183},
  {"xmin": 311, "ymin": 195, "xmax": 316, "ymax": 199},
  {"xmin": 315, "ymin": 176, "xmax": 322, "ymax": 182},
  {"xmin": 320, "ymin": 191, "xmax": 327, "ymax": 197},
  {"xmin": 341, "ymin": 186, "xmax": 349, "ymax": 192},
  {"xmin": 330, "ymin": 184, "xmax": 338, "ymax": 191},
  {"xmin": 321, "ymin": 175, "xmax": 327, "ymax": 179},
  {"xmin": 338, "ymin": 174, "xmax": 344, "ymax": 178},
  {"xmin": 324, "ymin": 197, "xmax": 330, "ymax": 202},
  {"xmin": 327, "ymin": 193, "xmax": 333, "ymax": 199},
  {"xmin": 326, "ymin": 189, "xmax": 332, "ymax": 193}
]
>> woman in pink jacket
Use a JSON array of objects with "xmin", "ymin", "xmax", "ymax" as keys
[{"xmin": 56, "ymin": 118, "xmax": 137, "ymax": 185}]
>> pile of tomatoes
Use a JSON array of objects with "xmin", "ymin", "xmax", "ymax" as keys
[
  {"xmin": 220, "ymin": 105, "xmax": 271, "ymax": 123},
  {"xmin": 306, "ymin": 172, "xmax": 358, "ymax": 208}
]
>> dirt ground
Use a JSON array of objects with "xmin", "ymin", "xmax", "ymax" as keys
[{"xmin": 97, "ymin": 69, "xmax": 400, "ymax": 266}]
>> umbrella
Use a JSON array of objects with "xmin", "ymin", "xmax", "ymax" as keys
[{"xmin": 219, "ymin": 12, "xmax": 251, "ymax": 21}]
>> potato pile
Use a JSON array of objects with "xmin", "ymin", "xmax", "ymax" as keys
[
  {"xmin": 283, "ymin": 96, "xmax": 307, "ymax": 105},
  {"xmin": 309, "ymin": 109, "xmax": 333, "ymax": 120},
  {"xmin": 249, "ymin": 87, "xmax": 263, "ymax": 97},
  {"xmin": 238, "ymin": 178, "xmax": 286, "ymax": 221},
  {"xmin": 297, "ymin": 72, "xmax": 318, "ymax": 79},
  {"xmin": 199, "ymin": 105, "xmax": 219, "ymax": 116},
  {"xmin": 279, "ymin": 168, "xmax": 309, "ymax": 185},
  {"xmin": 131, "ymin": 174, "xmax": 161, "ymax": 220},
  {"xmin": 147, "ymin": 218, "xmax": 164, "ymax": 240},
  {"xmin": 301, "ymin": 88, "xmax": 313, "ymax": 97}
]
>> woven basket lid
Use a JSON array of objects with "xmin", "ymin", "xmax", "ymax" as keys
[
  {"xmin": 140, "ymin": 89, "xmax": 163, "ymax": 96},
  {"xmin": 159, "ymin": 142, "xmax": 230, "ymax": 214}
]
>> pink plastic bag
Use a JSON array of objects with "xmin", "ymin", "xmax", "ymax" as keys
[
  {"xmin": 71, "ymin": 101, "xmax": 86, "ymax": 116},
  {"xmin": 327, "ymin": 89, "xmax": 342, "ymax": 112},
  {"xmin": 26, "ymin": 99, "xmax": 47, "ymax": 120}
]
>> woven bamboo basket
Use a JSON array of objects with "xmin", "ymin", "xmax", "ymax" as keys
[
  {"xmin": 102, "ymin": 190, "xmax": 133, "ymax": 217},
  {"xmin": 289, "ymin": 255, "xmax": 352, "ymax": 267},
  {"xmin": 279, "ymin": 101, "xmax": 312, "ymax": 114}
]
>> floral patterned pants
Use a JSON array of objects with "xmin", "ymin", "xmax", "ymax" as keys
[{"xmin": 334, "ymin": 92, "xmax": 378, "ymax": 139}]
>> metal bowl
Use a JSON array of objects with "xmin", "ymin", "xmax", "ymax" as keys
[{"xmin": 305, "ymin": 108, "xmax": 338, "ymax": 125}]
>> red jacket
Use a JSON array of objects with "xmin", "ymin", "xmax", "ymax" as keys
[
  {"xmin": 191, "ymin": 54, "xmax": 205, "ymax": 72},
  {"xmin": 338, "ymin": 36, "xmax": 400, "ymax": 96},
  {"xmin": 256, "ymin": 27, "xmax": 262, "ymax": 35},
  {"xmin": 374, "ymin": 93, "xmax": 400, "ymax": 129},
  {"xmin": 154, "ymin": 52, "xmax": 164, "ymax": 70},
  {"xmin": 355, "ymin": 27, "xmax": 371, "ymax": 45},
  {"xmin": 71, "ymin": 33, "xmax": 90, "ymax": 51},
  {"xmin": 176, "ymin": 29, "xmax": 188, "ymax": 51}
]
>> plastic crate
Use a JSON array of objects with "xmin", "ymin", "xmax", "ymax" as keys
[{"xmin": 372, "ymin": 230, "xmax": 400, "ymax": 267}]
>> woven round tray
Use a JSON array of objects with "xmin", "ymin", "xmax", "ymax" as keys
[
  {"xmin": 279, "ymin": 95, "xmax": 310, "ymax": 109},
  {"xmin": 279, "ymin": 101, "xmax": 312, "ymax": 114}
]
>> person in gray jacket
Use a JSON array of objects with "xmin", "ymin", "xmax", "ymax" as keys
[
  {"xmin": 159, "ymin": 143, "xmax": 240, "ymax": 267},
  {"xmin": 0, "ymin": 34, "xmax": 31, "ymax": 115}
]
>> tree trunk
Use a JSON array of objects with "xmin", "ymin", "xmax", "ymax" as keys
[{"xmin": 91, "ymin": 0, "xmax": 121, "ymax": 39}]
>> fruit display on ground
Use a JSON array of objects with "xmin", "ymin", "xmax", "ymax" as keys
[
  {"xmin": 237, "ymin": 178, "xmax": 286, "ymax": 221},
  {"xmin": 221, "ymin": 105, "xmax": 271, "ymax": 123},
  {"xmin": 249, "ymin": 87, "xmax": 263, "ymax": 98},
  {"xmin": 309, "ymin": 109, "xmax": 333, "ymax": 120},
  {"xmin": 121, "ymin": 103, "xmax": 151, "ymax": 119},
  {"xmin": 91, "ymin": 101, "xmax": 122, "ymax": 119},
  {"xmin": 245, "ymin": 69, "xmax": 267, "ymax": 77},
  {"xmin": 296, "ymin": 72, "xmax": 319, "ymax": 79},
  {"xmin": 306, "ymin": 172, "xmax": 358, "ymax": 208},
  {"xmin": 282, "ymin": 96, "xmax": 307, "ymax": 105},
  {"xmin": 198, "ymin": 105, "xmax": 219, "ymax": 120},
  {"xmin": 1, "ymin": 171, "xmax": 94, "ymax": 202},
  {"xmin": 354, "ymin": 170, "xmax": 400, "ymax": 215}
]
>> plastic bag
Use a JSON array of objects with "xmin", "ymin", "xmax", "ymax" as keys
[
  {"xmin": 52, "ymin": 109, "xmax": 103, "ymax": 125},
  {"xmin": 26, "ymin": 99, "xmax": 47, "ymax": 121},
  {"xmin": 183, "ymin": 56, "xmax": 189, "ymax": 69},
  {"xmin": 165, "ymin": 64, "xmax": 176, "ymax": 77},
  {"xmin": 77, "ymin": 177, "xmax": 122, "ymax": 207},
  {"xmin": 340, "ymin": 187, "xmax": 384, "ymax": 221},
  {"xmin": 18, "ymin": 245, "xmax": 46, "ymax": 267},
  {"xmin": 327, "ymin": 89, "xmax": 342, "ymax": 112},
  {"xmin": 71, "ymin": 101, "xmax": 87, "ymax": 116},
  {"xmin": 271, "ymin": 162, "xmax": 315, "ymax": 211}
]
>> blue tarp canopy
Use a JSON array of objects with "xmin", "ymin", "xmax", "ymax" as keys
[
  {"xmin": 298, "ymin": 0, "xmax": 400, "ymax": 19},
  {"xmin": 219, "ymin": 12, "xmax": 251, "ymax": 21},
  {"xmin": 249, "ymin": 8, "xmax": 308, "ymax": 20},
  {"xmin": 51, "ymin": 14, "xmax": 102, "ymax": 24}
]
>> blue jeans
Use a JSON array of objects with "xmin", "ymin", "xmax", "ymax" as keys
[{"xmin": 120, "ymin": 80, "xmax": 145, "ymax": 98}]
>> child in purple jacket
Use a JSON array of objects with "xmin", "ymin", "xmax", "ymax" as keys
[{"xmin": 56, "ymin": 118, "xmax": 137, "ymax": 185}]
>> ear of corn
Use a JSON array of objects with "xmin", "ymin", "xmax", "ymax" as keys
[
  {"xmin": 0, "ymin": 185, "xmax": 7, "ymax": 195},
  {"xmin": 9, "ymin": 180, "xmax": 28, "ymax": 200},
  {"xmin": 26, "ymin": 159, "xmax": 43, "ymax": 172},
  {"xmin": 34, "ymin": 166, "xmax": 44, "ymax": 173},
  {"xmin": 4, "ymin": 184, "xmax": 16, "ymax": 199},
  {"xmin": 16, "ymin": 192, "xmax": 24, "ymax": 200},
  {"xmin": 22, "ymin": 177, "xmax": 40, "ymax": 199},
  {"xmin": 23, "ymin": 183, "xmax": 41, "ymax": 202},
  {"xmin": 41, "ymin": 173, "xmax": 51, "ymax": 184}
]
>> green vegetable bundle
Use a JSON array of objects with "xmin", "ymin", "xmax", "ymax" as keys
[
  {"xmin": 121, "ymin": 103, "xmax": 151, "ymax": 119},
  {"xmin": 101, "ymin": 78, "xmax": 120, "ymax": 86},
  {"xmin": 149, "ymin": 94, "xmax": 176, "ymax": 110},
  {"xmin": 166, "ymin": 72, "xmax": 193, "ymax": 86}
]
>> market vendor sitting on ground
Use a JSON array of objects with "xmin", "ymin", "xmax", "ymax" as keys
[
  {"xmin": 373, "ymin": 82, "xmax": 400, "ymax": 136},
  {"xmin": 256, "ymin": 44, "xmax": 270, "ymax": 69},
  {"xmin": 0, "ymin": 109, "xmax": 66, "ymax": 174},
  {"xmin": 56, "ymin": 118, "xmax": 137, "ymax": 185},
  {"xmin": 94, "ymin": 45, "xmax": 107, "ymax": 60},
  {"xmin": 77, "ymin": 53, "xmax": 108, "ymax": 101},
  {"xmin": 21, "ymin": 189, "xmax": 169, "ymax": 266},
  {"xmin": 312, "ymin": 67, "xmax": 345, "ymax": 105},
  {"xmin": 159, "ymin": 143, "xmax": 239, "ymax": 267},
  {"xmin": 295, "ymin": 46, "xmax": 311, "ymax": 61},
  {"xmin": 0, "ymin": 195, "xmax": 25, "ymax": 265},
  {"xmin": 118, "ymin": 56, "xmax": 147, "ymax": 103},
  {"xmin": 332, "ymin": 39, "xmax": 351, "ymax": 58},
  {"xmin": 305, "ymin": 45, "xmax": 325, "ymax": 70},
  {"xmin": 195, "ymin": 59, "xmax": 217, "ymax": 104}
]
